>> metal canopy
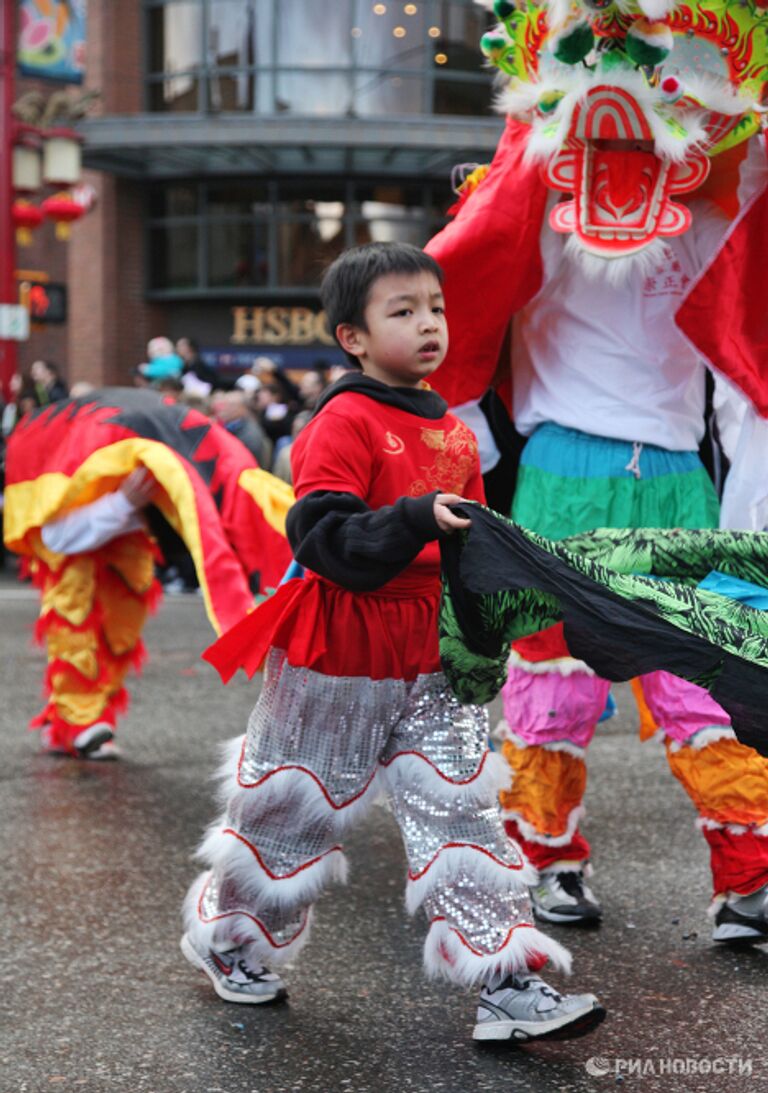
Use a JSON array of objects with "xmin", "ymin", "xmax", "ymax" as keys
[{"xmin": 79, "ymin": 114, "xmax": 505, "ymax": 179}]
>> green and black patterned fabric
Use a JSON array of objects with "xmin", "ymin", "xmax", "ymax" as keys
[{"xmin": 439, "ymin": 503, "xmax": 768, "ymax": 757}]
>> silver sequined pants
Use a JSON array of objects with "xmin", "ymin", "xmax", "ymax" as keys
[{"xmin": 185, "ymin": 649, "xmax": 567, "ymax": 985}]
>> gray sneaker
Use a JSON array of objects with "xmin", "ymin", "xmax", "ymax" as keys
[
  {"xmin": 531, "ymin": 869, "xmax": 602, "ymax": 925},
  {"xmin": 181, "ymin": 933, "xmax": 287, "ymax": 1004},
  {"xmin": 473, "ymin": 973, "xmax": 606, "ymax": 1043}
]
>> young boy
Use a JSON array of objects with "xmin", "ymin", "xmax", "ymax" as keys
[{"xmin": 181, "ymin": 242, "xmax": 605, "ymax": 1044}]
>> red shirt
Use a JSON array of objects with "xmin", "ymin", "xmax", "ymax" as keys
[{"xmin": 292, "ymin": 390, "xmax": 485, "ymax": 588}]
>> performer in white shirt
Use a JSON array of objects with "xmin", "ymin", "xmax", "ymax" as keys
[
  {"xmin": 426, "ymin": 0, "xmax": 768, "ymax": 946},
  {"xmin": 35, "ymin": 468, "xmax": 157, "ymax": 759}
]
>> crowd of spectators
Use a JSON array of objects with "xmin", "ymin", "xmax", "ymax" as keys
[{"xmin": 131, "ymin": 338, "xmax": 348, "ymax": 485}]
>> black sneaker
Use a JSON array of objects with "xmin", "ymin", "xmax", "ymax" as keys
[
  {"xmin": 531, "ymin": 869, "xmax": 602, "ymax": 925},
  {"xmin": 181, "ymin": 933, "xmax": 288, "ymax": 1004},
  {"xmin": 712, "ymin": 886, "xmax": 768, "ymax": 945}
]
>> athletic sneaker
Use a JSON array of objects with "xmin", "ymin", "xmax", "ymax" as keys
[
  {"xmin": 180, "ymin": 932, "xmax": 287, "ymax": 1004},
  {"xmin": 712, "ymin": 884, "xmax": 768, "ymax": 945},
  {"xmin": 72, "ymin": 722, "xmax": 115, "ymax": 757},
  {"xmin": 86, "ymin": 739, "xmax": 121, "ymax": 761},
  {"xmin": 531, "ymin": 869, "xmax": 602, "ymax": 925},
  {"xmin": 473, "ymin": 973, "xmax": 606, "ymax": 1043}
]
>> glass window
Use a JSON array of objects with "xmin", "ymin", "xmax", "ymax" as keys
[
  {"xmin": 274, "ymin": 72, "xmax": 353, "ymax": 117},
  {"xmin": 207, "ymin": 69, "xmax": 255, "ymax": 113},
  {"xmin": 208, "ymin": 221, "xmax": 269, "ymax": 287},
  {"xmin": 435, "ymin": 0, "xmax": 491, "ymax": 63},
  {"xmin": 277, "ymin": 180, "xmax": 346, "ymax": 214},
  {"xmin": 207, "ymin": 182, "xmax": 270, "ymax": 217},
  {"xmin": 204, "ymin": 0, "xmax": 270, "ymax": 111},
  {"xmin": 148, "ymin": 184, "xmax": 199, "ymax": 218},
  {"xmin": 147, "ymin": 74, "xmax": 200, "ymax": 113},
  {"xmin": 146, "ymin": 0, "xmax": 494, "ymax": 117},
  {"xmin": 353, "ymin": 0, "xmax": 427, "ymax": 72},
  {"xmin": 353, "ymin": 182, "xmax": 424, "ymax": 209},
  {"xmin": 207, "ymin": 71, "xmax": 274, "ymax": 113},
  {"xmin": 431, "ymin": 0, "xmax": 493, "ymax": 114},
  {"xmin": 356, "ymin": 206, "xmax": 426, "ymax": 246},
  {"xmin": 149, "ymin": 224, "xmax": 199, "ymax": 289},
  {"xmin": 276, "ymin": 219, "xmax": 347, "ymax": 287},
  {"xmin": 354, "ymin": 73, "xmax": 426, "ymax": 117},
  {"xmin": 206, "ymin": 0, "xmax": 258, "ymax": 69},
  {"xmin": 147, "ymin": 2, "xmax": 202, "ymax": 75},
  {"xmin": 434, "ymin": 73, "xmax": 491, "ymax": 116},
  {"xmin": 277, "ymin": 0, "xmax": 353, "ymax": 68},
  {"xmin": 147, "ymin": 178, "xmax": 445, "ymax": 292}
]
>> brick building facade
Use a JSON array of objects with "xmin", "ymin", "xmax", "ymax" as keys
[{"xmin": 13, "ymin": 0, "xmax": 503, "ymax": 388}]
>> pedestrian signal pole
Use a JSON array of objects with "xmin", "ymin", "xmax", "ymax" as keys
[{"xmin": 0, "ymin": 0, "xmax": 18, "ymax": 399}]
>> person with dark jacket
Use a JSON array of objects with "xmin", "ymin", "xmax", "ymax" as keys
[
  {"xmin": 211, "ymin": 389, "xmax": 272, "ymax": 468},
  {"xmin": 31, "ymin": 360, "xmax": 68, "ymax": 404},
  {"xmin": 177, "ymin": 337, "xmax": 219, "ymax": 391}
]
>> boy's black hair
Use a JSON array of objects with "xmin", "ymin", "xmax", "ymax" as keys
[{"xmin": 321, "ymin": 242, "xmax": 444, "ymax": 366}]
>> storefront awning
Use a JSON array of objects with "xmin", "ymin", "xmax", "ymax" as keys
[{"xmin": 79, "ymin": 114, "xmax": 505, "ymax": 180}]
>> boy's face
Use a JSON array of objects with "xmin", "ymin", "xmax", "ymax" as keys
[{"xmin": 337, "ymin": 270, "xmax": 447, "ymax": 388}]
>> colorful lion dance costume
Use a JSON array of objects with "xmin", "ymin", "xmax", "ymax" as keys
[
  {"xmin": 426, "ymin": 0, "xmax": 768, "ymax": 939},
  {"xmin": 4, "ymin": 388, "xmax": 293, "ymax": 756}
]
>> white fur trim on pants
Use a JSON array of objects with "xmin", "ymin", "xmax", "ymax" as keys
[
  {"xmin": 507, "ymin": 649, "xmax": 595, "ymax": 677},
  {"xmin": 424, "ymin": 918, "xmax": 571, "ymax": 987},
  {"xmin": 183, "ymin": 870, "xmax": 314, "ymax": 967},
  {"xmin": 667, "ymin": 726, "xmax": 736, "ymax": 753},
  {"xmin": 183, "ymin": 660, "xmax": 552, "ymax": 981},
  {"xmin": 502, "ymin": 804, "xmax": 586, "ymax": 848}
]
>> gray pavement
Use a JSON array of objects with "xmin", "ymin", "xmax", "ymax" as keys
[{"xmin": 0, "ymin": 581, "xmax": 766, "ymax": 1093}]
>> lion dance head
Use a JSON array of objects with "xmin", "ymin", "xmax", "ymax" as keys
[{"xmin": 475, "ymin": 0, "xmax": 768, "ymax": 258}]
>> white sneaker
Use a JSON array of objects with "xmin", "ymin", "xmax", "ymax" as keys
[
  {"xmin": 85, "ymin": 739, "xmax": 121, "ymax": 761},
  {"xmin": 72, "ymin": 722, "xmax": 115, "ymax": 757},
  {"xmin": 473, "ymin": 973, "xmax": 606, "ymax": 1043},
  {"xmin": 181, "ymin": 933, "xmax": 287, "ymax": 1004}
]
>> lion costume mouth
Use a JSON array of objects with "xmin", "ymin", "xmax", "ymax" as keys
[{"xmin": 542, "ymin": 86, "xmax": 710, "ymax": 257}]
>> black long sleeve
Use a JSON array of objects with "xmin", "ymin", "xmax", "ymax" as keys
[{"xmin": 286, "ymin": 489, "xmax": 441, "ymax": 592}]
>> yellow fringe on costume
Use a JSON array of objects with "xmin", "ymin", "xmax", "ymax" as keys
[{"xmin": 33, "ymin": 531, "xmax": 158, "ymax": 748}]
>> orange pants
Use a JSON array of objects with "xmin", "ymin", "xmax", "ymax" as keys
[{"xmin": 500, "ymin": 667, "xmax": 768, "ymax": 898}]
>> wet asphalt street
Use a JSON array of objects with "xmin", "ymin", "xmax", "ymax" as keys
[{"xmin": 1, "ymin": 578, "xmax": 766, "ymax": 1093}]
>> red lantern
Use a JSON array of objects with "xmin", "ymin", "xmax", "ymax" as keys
[
  {"xmin": 12, "ymin": 199, "xmax": 44, "ymax": 246},
  {"xmin": 41, "ymin": 191, "xmax": 84, "ymax": 240}
]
